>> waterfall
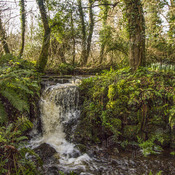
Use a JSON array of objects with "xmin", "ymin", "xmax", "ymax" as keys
[{"xmin": 40, "ymin": 83, "xmax": 79, "ymax": 155}]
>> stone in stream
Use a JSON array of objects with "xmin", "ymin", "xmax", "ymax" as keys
[{"xmin": 34, "ymin": 143, "xmax": 57, "ymax": 163}]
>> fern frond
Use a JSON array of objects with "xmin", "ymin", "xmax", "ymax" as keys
[
  {"xmin": 0, "ymin": 101, "xmax": 7, "ymax": 125},
  {"xmin": 15, "ymin": 117, "xmax": 33, "ymax": 132},
  {"xmin": 16, "ymin": 136, "xmax": 28, "ymax": 142},
  {"xmin": 1, "ymin": 89, "xmax": 29, "ymax": 112},
  {"xmin": 8, "ymin": 82, "xmax": 33, "ymax": 95}
]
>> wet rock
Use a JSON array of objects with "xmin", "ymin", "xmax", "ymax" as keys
[
  {"xmin": 64, "ymin": 118, "xmax": 78, "ymax": 141},
  {"xmin": 69, "ymin": 149, "xmax": 81, "ymax": 158},
  {"xmin": 47, "ymin": 166, "xmax": 60, "ymax": 175},
  {"xmin": 34, "ymin": 143, "xmax": 57, "ymax": 163}
]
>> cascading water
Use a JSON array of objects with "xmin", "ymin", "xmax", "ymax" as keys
[
  {"xmin": 40, "ymin": 83, "xmax": 79, "ymax": 155},
  {"xmin": 30, "ymin": 80, "xmax": 93, "ymax": 174}
]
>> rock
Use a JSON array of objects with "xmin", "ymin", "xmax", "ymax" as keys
[
  {"xmin": 34, "ymin": 143, "xmax": 57, "ymax": 162},
  {"xmin": 47, "ymin": 166, "xmax": 60, "ymax": 175}
]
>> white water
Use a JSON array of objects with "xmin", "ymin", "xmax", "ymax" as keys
[{"xmin": 30, "ymin": 80, "xmax": 92, "ymax": 173}]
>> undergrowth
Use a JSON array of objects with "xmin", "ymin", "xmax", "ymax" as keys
[
  {"xmin": 76, "ymin": 66, "xmax": 175, "ymax": 155},
  {"xmin": 0, "ymin": 117, "xmax": 42, "ymax": 174},
  {"xmin": 0, "ymin": 54, "xmax": 42, "ymax": 174},
  {"xmin": 0, "ymin": 54, "xmax": 40, "ymax": 124}
]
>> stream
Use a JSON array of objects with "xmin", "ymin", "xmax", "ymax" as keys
[{"xmin": 29, "ymin": 77, "xmax": 175, "ymax": 175}]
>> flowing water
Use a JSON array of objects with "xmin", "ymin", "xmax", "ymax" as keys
[{"xmin": 29, "ymin": 77, "xmax": 175, "ymax": 175}]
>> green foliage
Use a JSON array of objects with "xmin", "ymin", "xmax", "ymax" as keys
[
  {"xmin": 56, "ymin": 63, "xmax": 75, "ymax": 75},
  {"xmin": 0, "ymin": 117, "xmax": 42, "ymax": 175},
  {"xmin": 170, "ymin": 151, "xmax": 175, "ymax": 156},
  {"xmin": 0, "ymin": 54, "xmax": 40, "ymax": 125},
  {"xmin": 76, "ymin": 67, "xmax": 175, "ymax": 151},
  {"xmin": 0, "ymin": 54, "xmax": 41, "ymax": 175},
  {"xmin": 149, "ymin": 171, "xmax": 163, "ymax": 175},
  {"xmin": 138, "ymin": 137, "xmax": 163, "ymax": 156}
]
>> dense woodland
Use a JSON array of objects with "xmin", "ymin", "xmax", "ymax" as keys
[{"xmin": 0, "ymin": 0, "xmax": 175, "ymax": 174}]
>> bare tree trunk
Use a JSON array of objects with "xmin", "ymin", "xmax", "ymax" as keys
[
  {"xmin": 124, "ymin": 0, "xmax": 145, "ymax": 70},
  {"xmin": 19, "ymin": 0, "xmax": 26, "ymax": 58},
  {"xmin": 0, "ymin": 14, "xmax": 10, "ymax": 54},
  {"xmin": 77, "ymin": 0, "xmax": 87, "ymax": 66},
  {"xmin": 36, "ymin": 0, "xmax": 50, "ymax": 72}
]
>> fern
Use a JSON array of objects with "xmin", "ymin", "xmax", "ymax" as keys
[
  {"xmin": 8, "ymin": 82, "xmax": 33, "ymax": 95},
  {"xmin": 15, "ymin": 117, "xmax": 33, "ymax": 132},
  {"xmin": 1, "ymin": 88, "xmax": 29, "ymax": 112},
  {"xmin": 0, "ymin": 119, "xmax": 42, "ymax": 174},
  {"xmin": 0, "ymin": 101, "xmax": 7, "ymax": 124}
]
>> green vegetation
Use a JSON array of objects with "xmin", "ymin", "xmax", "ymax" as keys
[
  {"xmin": 0, "ymin": 54, "xmax": 41, "ymax": 174},
  {"xmin": 76, "ymin": 67, "xmax": 175, "ymax": 155},
  {"xmin": 0, "ymin": 54, "xmax": 40, "ymax": 124},
  {"xmin": 0, "ymin": 118, "xmax": 42, "ymax": 174}
]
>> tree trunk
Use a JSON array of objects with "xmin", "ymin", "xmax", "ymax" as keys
[
  {"xmin": 19, "ymin": 0, "xmax": 26, "ymax": 58},
  {"xmin": 36, "ymin": 0, "xmax": 50, "ymax": 72},
  {"xmin": 85, "ymin": 0, "xmax": 94, "ymax": 65},
  {"xmin": 99, "ymin": 0, "xmax": 109, "ymax": 64},
  {"xmin": 124, "ymin": 0, "xmax": 145, "ymax": 70},
  {"xmin": 70, "ymin": 9, "xmax": 76, "ymax": 66},
  {"xmin": 0, "ymin": 14, "xmax": 10, "ymax": 54},
  {"xmin": 59, "ymin": 44, "xmax": 66, "ymax": 63},
  {"xmin": 168, "ymin": 0, "xmax": 175, "ymax": 42},
  {"xmin": 77, "ymin": 0, "xmax": 87, "ymax": 66}
]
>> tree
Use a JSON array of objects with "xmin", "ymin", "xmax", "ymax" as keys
[
  {"xmin": 143, "ymin": 0, "xmax": 163, "ymax": 44},
  {"xmin": 0, "ymin": 9, "xmax": 10, "ymax": 54},
  {"xmin": 124, "ymin": 0, "xmax": 146, "ymax": 70},
  {"xmin": 77, "ymin": 0, "xmax": 87, "ymax": 66},
  {"xmin": 77, "ymin": 0, "xmax": 95, "ymax": 66},
  {"xmin": 19, "ymin": 0, "xmax": 26, "ymax": 58},
  {"xmin": 36, "ymin": 0, "xmax": 51, "ymax": 72},
  {"xmin": 99, "ymin": 0, "xmax": 110, "ymax": 64},
  {"xmin": 86, "ymin": 0, "xmax": 95, "ymax": 65},
  {"xmin": 70, "ymin": 8, "xmax": 76, "ymax": 65},
  {"xmin": 167, "ymin": 0, "xmax": 175, "ymax": 43}
]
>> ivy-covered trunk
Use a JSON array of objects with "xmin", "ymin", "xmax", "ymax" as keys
[
  {"xmin": 70, "ymin": 9, "xmax": 76, "ymax": 65},
  {"xmin": 124, "ymin": 0, "xmax": 146, "ymax": 70},
  {"xmin": 78, "ymin": 0, "xmax": 94, "ymax": 66},
  {"xmin": 86, "ymin": 0, "xmax": 94, "ymax": 64},
  {"xmin": 99, "ymin": 0, "xmax": 110, "ymax": 64},
  {"xmin": 77, "ymin": 0, "xmax": 87, "ymax": 66},
  {"xmin": 168, "ymin": 0, "xmax": 175, "ymax": 42},
  {"xmin": 0, "ymin": 14, "xmax": 10, "ymax": 54},
  {"xmin": 19, "ymin": 0, "xmax": 26, "ymax": 58},
  {"xmin": 36, "ymin": 0, "xmax": 50, "ymax": 72}
]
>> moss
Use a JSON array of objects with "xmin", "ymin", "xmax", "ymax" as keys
[{"xmin": 76, "ymin": 67, "xmax": 175, "ymax": 152}]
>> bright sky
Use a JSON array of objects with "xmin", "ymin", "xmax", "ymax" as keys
[
  {"xmin": 2, "ymin": 0, "xmax": 37, "ymax": 34},
  {"xmin": 2, "ymin": 0, "xmax": 171, "ymax": 35}
]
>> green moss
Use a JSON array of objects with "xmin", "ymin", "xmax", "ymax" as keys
[{"xmin": 76, "ymin": 67, "xmax": 175, "ymax": 152}]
